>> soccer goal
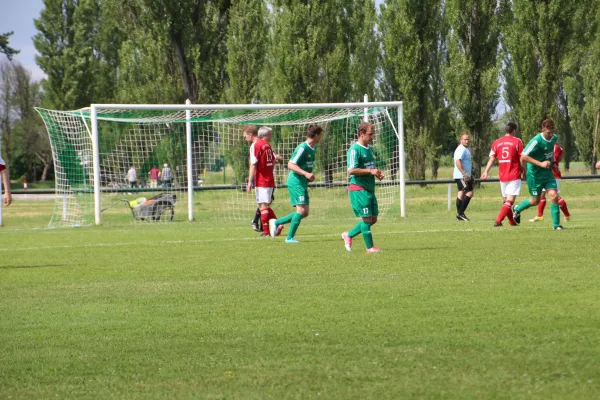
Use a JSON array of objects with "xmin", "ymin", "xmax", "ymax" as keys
[{"xmin": 36, "ymin": 99, "xmax": 405, "ymax": 227}]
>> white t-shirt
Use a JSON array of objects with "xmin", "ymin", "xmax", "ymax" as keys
[{"xmin": 126, "ymin": 167, "xmax": 137, "ymax": 182}]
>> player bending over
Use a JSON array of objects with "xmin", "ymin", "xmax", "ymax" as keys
[
  {"xmin": 246, "ymin": 127, "xmax": 284, "ymax": 237},
  {"xmin": 512, "ymin": 119, "xmax": 564, "ymax": 230},
  {"xmin": 243, "ymin": 125, "xmax": 263, "ymax": 232},
  {"xmin": 269, "ymin": 125, "xmax": 322, "ymax": 243},
  {"xmin": 481, "ymin": 122, "xmax": 523, "ymax": 226},
  {"xmin": 529, "ymin": 142, "xmax": 571, "ymax": 223},
  {"xmin": 342, "ymin": 122, "xmax": 384, "ymax": 253}
]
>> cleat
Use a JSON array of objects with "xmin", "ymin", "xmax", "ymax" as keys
[
  {"xmin": 251, "ymin": 221, "xmax": 261, "ymax": 232},
  {"xmin": 460, "ymin": 213, "xmax": 470, "ymax": 221},
  {"xmin": 528, "ymin": 216, "xmax": 544, "ymax": 223},
  {"xmin": 268, "ymin": 219, "xmax": 278, "ymax": 237},
  {"xmin": 341, "ymin": 232, "xmax": 352, "ymax": 251},
  {"xmin": 494, "ymin": 222, "xmax": 503, "ymax": 227},
  {"xmin": 285, "ymin": 238, "xmax": 299, "ymax": 244},
  {"xmin": 456, "ymin": 214, "xmax": 466, "ymax": 221},
  {"xmin": 565, "ymin": 215, "xmax": 571, "ymax": 222},
  {"xmin": 512, "ymin": 207, "xmax": 521, "ymax": 225},
  {"xmin": 275, "ymin": 224, "xmax": 284, "ymax": 237},
  {"xmin": 366, "ymin": 247, "xmax": 381, "ymax": 253},
  {"xmin": 553, "ymin": 225, "xmax": 565, "ymax": 230}
]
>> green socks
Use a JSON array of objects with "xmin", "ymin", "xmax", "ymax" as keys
[
  {"xmin": 348, "ymin": 221, "xmax": 362, "ymax": 238},
  {"xmin": 550, "ymin": 203, "xmax": 560, "ymax": 228},
  {"xmin": 515, "ymin": 199, "xmax": 532, "ymax": 213},
  {"xmin": 361, "ymin": 222, "xmax": 374, "ymax": 248},
  {"xmin": 286, "ymin": 212, "xmax": 304, "ymax": 240},
  {"xmin": 275, "ymin": 213, "xmax": 294, "ymax": 226}
]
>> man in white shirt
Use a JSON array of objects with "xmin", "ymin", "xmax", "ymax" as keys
[
  {"xmin": 126, "ymin": 165, "xmax": 137, "ymax": 189},
  {"xmin": 453, "ymin": 134, "xmax": 473, "ymax": 221}
]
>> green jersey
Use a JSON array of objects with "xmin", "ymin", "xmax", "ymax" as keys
[
  {"xmin": 347, "ymin": 142, "xmax": 376, "ymax": 193},
  {"xmin": 287, "ymin": 141, "xmax": 316, "ymax": 187},
  {"xmin": 522, "ymin": 133, "xmax": 557, "ymax": 179}
]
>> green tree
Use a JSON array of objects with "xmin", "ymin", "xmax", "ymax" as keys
[
  {"xmin": 503, "ymin": 0, "xmax": 592, "ymax": 157},
  {"xmin": 445, "ymin": 0, "xmax": 506, "ymax": 179},
  {"xmin": 224, "ymin": 0, "xmax": 269, "ymax": 103},
  {"xmin": 34, "ymin": 0, "xmax": 122, "ymax": 109},
  {"xmin": 0, "ymin": 32, "xmax": 19, "ymax": 61},
  {"xmin": 380, "ymin": 0, "xmax": 447, "ymax": 180}
]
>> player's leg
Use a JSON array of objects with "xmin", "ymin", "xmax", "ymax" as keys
[
  {"xmin": 545, "ymin": 181, "xmax": 563, "ymax": 229},
  {"xmin": 285, "ymin": 204, "xmax": 308, "ymax": 242},
  {"xmin": 530, "ymin": 190, "xmax": 547, "ymax": 222},
  {"xmin": 496, "ymin": 181, "xmax": 518, "ymax": 226},
  {"xmin": 514, "ymin": 175, "xmax": 541, "ymax": 224},
  {"xmin": 458, "ymin": 180, "xmax": 474, "ymax": 220},
  {"xmin": 251, "ymin": 208, "xmax": 261, "ymax": 232},
  {"xmin": 555, "ymin": 180, "xmax": 571, "ymax": 220},
  {"xmin": 271, "ymin": 185, "xmax": 308, "ymax": 241},
  {"xmin": 455, "ymin": 179, "xmax": 465, "ymax": 220},
  {"xmin": 364, "ymin": 194, "xmax": 380, "ymax": 252}
]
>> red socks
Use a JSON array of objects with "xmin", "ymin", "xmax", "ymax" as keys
[
  {"xmin": 537, "ymin": 198, "xmax": 546, "ymax": 217},
  {"xmin": 558, "ymin": 197, "xmax": 570, "ymax": 217},
  {"xmin": 496, "ymin": 200, "xmax": 514, "ymax": 225},
  {"xmin": 260, "ymin": 209, "xmax": 270, "ymax": 235},
  {"xmin": 268, "ymin": 207, "xmax": 277, "ymax": 220}
]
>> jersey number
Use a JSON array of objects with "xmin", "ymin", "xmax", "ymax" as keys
[
  {"xmin": 265, "ymin": 150, "xmax": 273, "ymax": 162},
  {"xmin": 363, "ymin": 208, "xmax": 369, "ymax": 214},
  {"xmin": 298, "ymin": 196, "xmax": 305, "ymax": 201},
  {"xmin": 501, "ymin": 147, "xmax": 509, "ymax": 159}
]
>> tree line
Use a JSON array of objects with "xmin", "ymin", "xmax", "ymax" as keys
[{"xmin": 1, "ymin": 0, "xmax": 599, "ymax": 183}]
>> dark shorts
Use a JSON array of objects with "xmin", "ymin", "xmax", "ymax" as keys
[{"xmin": 455, "ymin": 178, "xmax": 474, "ymax": 193}]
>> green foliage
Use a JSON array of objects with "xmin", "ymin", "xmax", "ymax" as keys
[
  {"xmin": 224, "ymin": 0, "xmax": 269, "ymax": 103},
  {"xmin": 0, "ymin": 31, "xmax": 20, "ymax": 61},
  {"xmin": 444, "ymin": 0, "xmax": 505, "ymax": 178}
]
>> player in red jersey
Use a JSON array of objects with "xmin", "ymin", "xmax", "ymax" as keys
[
  {"xmin": 0, "ymin": 155, "xmax": 12, "ymax": 206},
  {"xmin": 246, "ymin": 126, "xmax": 284, "ymax": 237},
  {"xmin": 529, "ymin": 143, "xmax": 571, "ymax": 222},
  {"xmin": 481, "ymin": 122, "xmax": 523, "ymax": 226}
]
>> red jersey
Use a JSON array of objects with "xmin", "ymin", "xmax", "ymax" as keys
[
  {"xmin": 489, "ymin": 135, "xmax": 523, "ymax": 182},
  {"xmin": 0, "ymin": 155, "xmax": 5, "ymax": 172},
  {"xmin": 250, "ymin": 138, "xmax": 275, "ymax": 188},
  {"xmin": 552, "ymin": 144, "xmax": 564, "ymax": 179}
]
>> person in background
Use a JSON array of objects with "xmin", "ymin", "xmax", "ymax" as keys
[
  {"xmin": 148, "ymin": 166, "xmax": 161, "ymax": 189},
  {"xmin": 126, "ymin": 165, "xmax": 137, "ymax": 189},
  {"xmin": 453, "ymin": 133, "xmax": 474, "ymax": 221},
  {"xmin": 161, "ymin": 163, "xmax": 173, "ymax": 188},
  {"xmin": 0, "ymin": 155, "xmax": 12, "ymax": 206}
]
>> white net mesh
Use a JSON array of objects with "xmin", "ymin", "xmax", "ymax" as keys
[{"xmin": 36, "ymin": 105, "xmax": 402, "ymax": 227}]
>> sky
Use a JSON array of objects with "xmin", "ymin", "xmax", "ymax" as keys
[{"xmin": 0, "ymin": 0, "xmax": 46, "ymax": 81}]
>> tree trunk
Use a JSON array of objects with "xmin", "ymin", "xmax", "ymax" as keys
[
  {"xmin": 171, "ymin": 32, "xmax": 197, "ymax": 104},
  {"xmin": 592, "ymin": 109, "xmax": 599, "ymax": 175},
  {"xmin": 41, "ymin": 161, "xmax": 52, "ymax": 181},
  {"xmin": 432, "ymin": 158, "xmax": 439, "ymax": 179}
]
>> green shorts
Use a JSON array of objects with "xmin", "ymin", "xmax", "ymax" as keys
[
  {"xmin": 288, "ymin": 184, "xmax": 309, "ymax": 206},
  {"xmin": 349, "ymin": 190, "xmax": 378, "ymax": 218},
  {"xmin": 527, "ymin": 174, "xmax": 557, "ymax": 197}
]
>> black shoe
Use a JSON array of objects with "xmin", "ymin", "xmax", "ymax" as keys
[
  {"xmin": 251, "ymin": 222, "xmax": 261, "ymax": 232},
  {"xmin": 512, "ymin": 207, "xmax": 521, "ymax": 225},
  {"xmin": 460, "ymin": 213, "xmax": 470, "ymax": 221},
  {"xmin": 456, "ymin": 214, "xmax": 464, "ymax": 221},
  {"xmin": 553, "ymin": 225, "xmax": 565, "ymax": 230},
  {"xmin": 494, "ymin": 222, "xmax": 502, "ymax": 227}
]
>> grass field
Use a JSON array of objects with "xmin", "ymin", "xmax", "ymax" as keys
[{"xmin": 1, "ymin": 180, "xmax": 600, "ymax": 399}]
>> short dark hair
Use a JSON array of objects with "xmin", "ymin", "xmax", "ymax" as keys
[
  {"xmin": 358, "ymin": 122, "xmax": 373, "ymax": 136},
  {"xmin": 506, "ymin": 122, "xmax": 517, "ymax": 133},
  {"xmin": 307, "ymin": 124, "xmax": 323, "ymax": 138},
  {"xmin": 243, "ymin": 125, "xmax": 258, "ymax": 136},
  {"xmin": 542, "ymin": 119, "xmax": 555, "ymax": 130}
]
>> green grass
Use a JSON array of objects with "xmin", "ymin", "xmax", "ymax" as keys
[{"xmin": 1, "ymin": 181, "xmax": 600, "ymax": 399}]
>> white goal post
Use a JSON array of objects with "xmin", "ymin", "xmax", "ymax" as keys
[{"xmin": 37, "ymin": 99, "xmax": 406, "ymax": 227}]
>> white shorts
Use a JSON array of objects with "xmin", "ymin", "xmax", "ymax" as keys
[
  {"xmin": 542, "ymin": 178, "xmax": 560, "ymax": 194},
  {"xmin": 500, "ymin": 179, "xmax": 521, "ymax": 197},
  {"xmin": 255, "ymin": 187, "xmax": 274, "ymax": 204}
]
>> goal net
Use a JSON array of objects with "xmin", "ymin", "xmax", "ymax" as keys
[{"xmin": 36, "ymin": 103, "xmax": 405, "ymax": 227}]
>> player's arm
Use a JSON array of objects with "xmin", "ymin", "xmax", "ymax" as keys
[
  {"xmin": 287, "ymin": 161, "xmax": 315, "ymax": 182},
  {"xmin": 347, "ymin": 167, "xmax": 384, "ymax": 180},
  {"xmin": 521, "ymin": 154, "xmax": 550, "ymax": 169},
  {"xmin": 246, "ymin": 163, "xmax": 256, "ymax": 192},
  {"xmin": 1, "ymin": 169, "xmax": 11, "ymax": 206},
  {"xmin": 481, "ymin": 154, "xmax": 496, "ymax": 180}
]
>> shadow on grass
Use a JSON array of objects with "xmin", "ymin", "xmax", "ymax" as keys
[{"xmin": 0, "ymin": 264, "xmax": 67, "ymax": 270}]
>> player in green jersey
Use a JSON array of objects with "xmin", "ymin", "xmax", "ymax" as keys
[
  {"xmin": 269, "ymin": 125, "xmax": 323, "ymax": 243},
  {"xmin": 513, "ymin": 119, "xmax": 564, "ymax": 230},
  {"xmin": 341, "ymin": 122, "xmax": 384, "ymax": 253}
]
